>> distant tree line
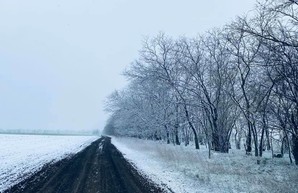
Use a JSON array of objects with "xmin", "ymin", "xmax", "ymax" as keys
[{"xmin": 104, "ymin": 0, "xmax": 298, "ymax": 165}]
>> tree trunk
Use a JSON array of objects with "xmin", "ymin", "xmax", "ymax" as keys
[
  {"xmin": 285, "ymin": 132, "xmax": 293, "ymax": 164},
  {"xmin": 281, "ymin": 137, "xmax": 285, "ymax": 157},
  {"xmin": 208, "ymin": 141, "xmax": 212, "ymax": 159},
  {"xmin": 175, "ymin": 129, "xmax": 180, "ymax": 145},
  {"xmin": 193, "ymin": 130, "xmax": 200, "ymax": 149},
  {"xmin": 259, "ymin": 127, "xmax": 265, "ymax": 157},
  {"xmin": 165, "ymin": 125, "xmax": 170, "ymax": 144},
  {"xmin": 250, "ymin": 121, "xmax": 259, "ymax": 157},
  {"xmin": 246, "ymin": 127, "xmax": 252, "ymax": 154},
  {"xmin": 235, "ymin": 130, "xmax": 241, "ymax": 149},
  {"xmin": 212, "ymin": 132, "xmax": 220, "ymax": 151},
  {"xmin": 174, "ymin": 103, "xmax": 180, "ymax": 145},
  {"xmin": 266, "ymin": 126, "xmax": 271, "ymax": 150},
  {"xmin": 183, "ymin": 104, "xmax": 199, "ymax": 149},
  {"xmin": 292, "ymin": 134, "xmax": 298, "ymax": 165},
  {"xmin": 220, "ymin": 135, "xmax": 229, "ymax": 153},
  {"xmin": 211, "ymin": 113, "xmax": 229, "ymax": 153},
  {"xmin": 184, "ymin": 129, "xmax": 189, "ymax": 146}
]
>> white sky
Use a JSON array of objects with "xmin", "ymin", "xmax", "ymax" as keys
[{"xmin": 0, "ymin": 0, "xmax": 256, "ymax": 132}]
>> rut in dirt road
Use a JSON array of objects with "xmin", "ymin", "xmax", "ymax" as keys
[{"xmin": 5, "ymin": 136, "xmax": 166, "ymax": 193}]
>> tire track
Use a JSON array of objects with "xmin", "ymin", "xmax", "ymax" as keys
[{"xmin": 4, "ymin": 136, "xmax": 165, "ymax": 193}]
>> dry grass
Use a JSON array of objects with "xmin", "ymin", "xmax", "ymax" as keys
[{"xmin": 113, "ymin": 137, "xmax": 298, "ymax": 193}]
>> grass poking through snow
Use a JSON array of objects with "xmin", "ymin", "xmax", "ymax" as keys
[{"xmin": 112, "ymin": 137, "xmax": 298, "ymax": 193}]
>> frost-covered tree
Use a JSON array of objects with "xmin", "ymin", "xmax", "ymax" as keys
[{"xmin": 104, "ymin": 0, "xmax": 298, "ymax": 164}]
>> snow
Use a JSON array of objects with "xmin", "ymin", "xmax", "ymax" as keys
[
  {"xmin": 0, "ymin": 134, "xmax": 98, "ymax": 192},
  {"xmin": 112, "ymin": 137, "xmax": 298, "ymax": 193}
]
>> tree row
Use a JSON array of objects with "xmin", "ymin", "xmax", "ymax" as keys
[{"xmin": 104, "ymin": 0, "xmax": 298, "ymax": 165}]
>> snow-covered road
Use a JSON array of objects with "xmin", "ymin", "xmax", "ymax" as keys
[{"xmin": 4, "ymin": 136, "xmax": 164, "ymax": 193}]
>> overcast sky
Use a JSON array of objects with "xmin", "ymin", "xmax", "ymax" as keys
[{"xmin": 0, "ymin": 0, "xmax": 256, "ymax": 132}]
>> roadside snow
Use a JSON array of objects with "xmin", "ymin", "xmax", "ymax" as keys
[
  {"xmin": 112, "ymin": 137, "xmax": 298, "ymax": 193},
  {"xmin": 0, "ymin": 134, "xmax": 98, "ymax": 192}
]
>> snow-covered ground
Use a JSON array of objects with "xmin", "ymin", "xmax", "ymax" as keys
[
  {"xmin": 112, "ymin": 137, "xmax": 298, "ymax": 193},
  {"xmin": 0, "ymin": 134, "xmax": 98, "ymax": 192}
]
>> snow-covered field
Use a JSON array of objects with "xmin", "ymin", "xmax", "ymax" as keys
[
  {"xmin": 112, "ymin": 137, "xmax": 298, "ymax": 193},
  {"xmin": 0, "ymin": 134, "xmax": 98, "ymax": 192}
]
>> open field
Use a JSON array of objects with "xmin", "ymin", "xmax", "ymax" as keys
[{"xmin": 0, "ymin": 134, "xmax": 98, "ymax": 192}]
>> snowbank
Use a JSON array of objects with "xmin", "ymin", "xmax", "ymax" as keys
[
  {"xmin": 0, "ymin": 134, "xmax": 98, "ymax": 192},
  {"xmin": 112, "ymin": 137, "xmax": 298, "ymax": 193}
]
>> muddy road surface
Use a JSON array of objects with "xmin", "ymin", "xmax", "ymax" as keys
[{"xmin": 5, "ymin": 136, "xmax": 165, "ymax": 193}]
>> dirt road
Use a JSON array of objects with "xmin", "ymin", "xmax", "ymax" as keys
[{"xmin": 5, "ymin": 136, "xmax": 165, "ymax": 193}]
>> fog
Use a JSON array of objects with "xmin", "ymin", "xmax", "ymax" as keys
[{"xmin": 0, "ymin": 0, "xmax": 255, "ymax": 132}]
